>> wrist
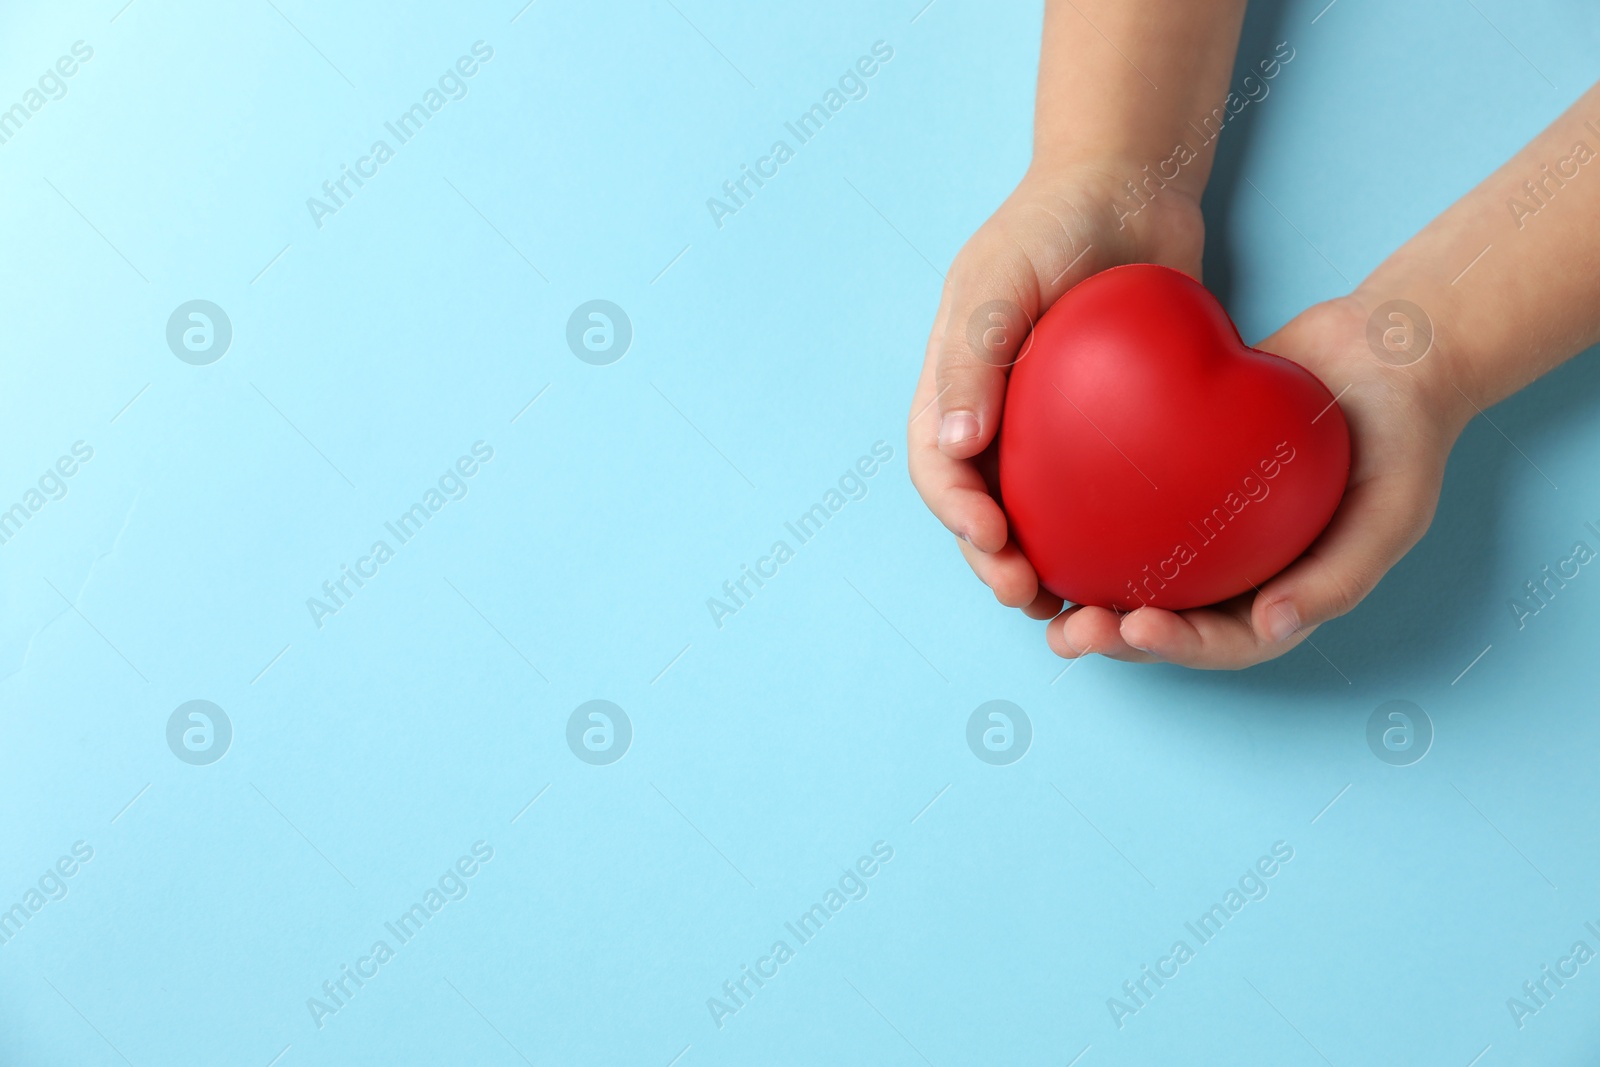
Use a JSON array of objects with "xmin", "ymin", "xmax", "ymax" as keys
[
  {"xmin": 1344, "ymin": 277, "xmax": 1480, "ymax": 437},
  {"xmin": 1030, "ymin": 143, "xmax": 1211, "ymax": 215},
  {"xmin": 1016, "ymin": 158, "xmax": 1207, "ymax": 275}
]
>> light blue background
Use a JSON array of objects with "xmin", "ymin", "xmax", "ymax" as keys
[{"xmin": 2, "ymin": 0, "xmax": 1599, "ymax": 1063}]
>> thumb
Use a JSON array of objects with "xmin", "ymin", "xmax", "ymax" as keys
[
  {"xmin": 934, "ymin": 247, "xmax": 1041, "ymax": 460},
  {"xmin": 1251, "ymin": 472, "xmax": 1436, "ymax": 643}
]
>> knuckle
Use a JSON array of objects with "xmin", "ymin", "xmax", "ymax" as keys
[{"xmin": 1318, "ymin": 569, "xmax": 1371, "ymax": 620}]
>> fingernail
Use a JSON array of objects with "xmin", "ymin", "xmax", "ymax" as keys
[
  {"xmin": 939, "ymin": 411, "xmax": 980, "ymax": 447},
  {"xmin": 1122, "ymin": 609, "xmax": 1152, "ymax": 653},
  {"xmin": 1264, "ymin": 601, "xmax": 1300, "ymax": 643}
]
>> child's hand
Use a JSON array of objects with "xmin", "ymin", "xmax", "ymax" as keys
[
  {"xmin": 906, "ymin": 0, "xmax": 1253, "ymax": 625},
  {"xmin": 907, "ymin": 168, "xmax": 1205, "ymax": 619},
  {"xmin": 1046, "ymin": 297, "xmax": 1469, "ymax": 669}
]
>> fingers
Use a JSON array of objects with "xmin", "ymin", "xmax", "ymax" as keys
[
  {"xmin": 1115, "ymin": 600, "xmax": 1309, "ymax": 670},
  {"xmin": 908, "ymin": 361, "xmax": 1012, "ymax": 553},
  {"xmin": 1048, "ymin": 597, "xmax": 1302, "ymax": 669},
  {"xmin": 1048, "ymin": 605, "xmax": 1161, "ymax": 664},
  {"xmin": 1022, "ymin": 587, "xmax": 1064, "ymax": 621},
  {"xmin": 957, "ymin": 536, "xmax": 1047, "ymax": 609},
  {"xmin": 933, "ymin": 240, "xmax": 1040, "ymax": 461}
]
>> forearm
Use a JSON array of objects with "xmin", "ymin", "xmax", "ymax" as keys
[
  {"xmin": 1031, "ymin": 0, "xmax": 1251, "ymax": 201},
  {"xmin": 1355, "ymin": 81, "xmax": 1600, "ymax": 426}
]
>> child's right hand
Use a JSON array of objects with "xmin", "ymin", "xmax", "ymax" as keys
[{"xmin": 907, "ymin": 166, "xmax": 1206, "ymax": 620}]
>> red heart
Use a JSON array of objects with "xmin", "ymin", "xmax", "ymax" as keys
[{"xmin": 997, "ymin": 264, "xmax": 1350, "ymax": 612}]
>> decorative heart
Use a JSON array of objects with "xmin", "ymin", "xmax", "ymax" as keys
[{"xmin": 998, "ymin": 264, "xmax": 1350, "ymax": 612}]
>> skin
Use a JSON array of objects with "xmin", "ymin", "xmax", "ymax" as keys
[
  {"xmin": 909, "ymin": 3, "xmax": 1600, "ymax": 669},
  {"xmin": 909, "ymin": 0, "xmax": 1247, "ymax": 616}
]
